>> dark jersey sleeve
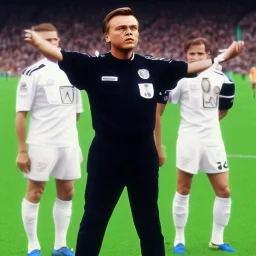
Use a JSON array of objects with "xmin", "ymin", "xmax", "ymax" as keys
[
  {"xmin": 156, "ymin": 90, "xmax": 169, "ymax": 104},
  {"xmin": 219, "ymin": 82, "xmax": 235, "ymax": 110},
  {"xmin": 58, "ymin": 50, "xmax": 94, "ymax": 90},
  {"xmin": 152, "ymin": 58, "xmax": 188, "ymax": 92}
]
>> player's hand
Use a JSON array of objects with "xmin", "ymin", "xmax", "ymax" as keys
[
  {"xmin": 216, "ymin": 41, "xmax": 244, "ymax": 63},
  {"xmin": 24, "ymin": 29, "xmax": 42, "ymax": 47},
  {"xmin": 16, "ymin": 152, "xmax": 31, "ymax": 173},
  {"xmin": 156, "ymin": 145, "xmax": 166, "ymax": 167}
]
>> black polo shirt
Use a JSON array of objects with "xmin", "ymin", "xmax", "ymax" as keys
[{"xmin": 59, "ymin": 51, "xmax": 188, "ymax": 139}]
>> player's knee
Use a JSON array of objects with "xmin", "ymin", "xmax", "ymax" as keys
[
  {"xmin": 26, "ymin": 186, "xmax": 45, "ymax": 203},
  {"xmin": 58, "ymin": 187, "xmax": 74, "ymax": 201},
  {"xmin": 217, "ymin": 186, "xmax": 231, "ymax": 198},
  {"xmin": 177, "ymin": 185, "xmax": 191, "ymax": 195}
]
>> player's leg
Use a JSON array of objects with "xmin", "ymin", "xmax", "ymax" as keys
[
  {"xmin": 51, "ymin": 180, "xmax": 74, "ymax": 255},
  {"xmin": 22, "ymin": 144, "xmax": 56, "ymax": 255},
  {"xmin": 22, "ymin": 180, "xmax": 45, "ymax": 255},
  {"xmin": 172, "ymin": 169, "xmax": 193, "ymax": 254},
  {"xmin": 75, "ymin": 136, "xmax": 125, "ymax": 256},
  {"xmin": 207, "ymin": 172, "xmax": 235, "ymax": 252},
  {"xmin": 126, "ymin": 139, "xmax": 165, "ymax": 256},
  {"xmin": 172, "ymin": 135, "xmax": 199, "ymax": 254},
  {"xmin": 51, "ymin": 147, "xmax": 82, "ymax": 256},
  {"xmin": 201, "ymin": 142, "xmax": 235, "ymax": 252}
]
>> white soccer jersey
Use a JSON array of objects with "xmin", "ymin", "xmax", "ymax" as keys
[
  {"xmin": 16, "ymin": 58, "xmax": 83, "ymax": 147},
  {"xmin": 166, "ymin": 67, "xmax": 235, "ymax": 141}
]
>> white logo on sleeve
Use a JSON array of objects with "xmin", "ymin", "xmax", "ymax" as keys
[
  {"xmin": 138, "ymin": 69, "xmax": 150, "ymax": 79},
  {"xmin": 19, "ymin": 82, "xmax": 28, "ymax": 95},
  {"xmin": 138, "ymin": 83, "xmax": 154, "ymax": 99}
]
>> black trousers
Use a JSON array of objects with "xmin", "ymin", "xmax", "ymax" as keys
[{"xmin": 75, "ymin": 135, "xmax": 165, "ymax": 256}]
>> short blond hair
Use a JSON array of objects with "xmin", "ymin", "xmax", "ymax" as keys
[
  {"xmin": 184, "ymin": 37, "xmax": 211, "ymax": 54},
  {"xmin": 32, "ymin": 23, "xmax": 58, "ymax": 33}
]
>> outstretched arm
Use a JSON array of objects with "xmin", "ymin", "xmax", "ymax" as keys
[
  {"xmin": 187, "ymin": 41, "xmax": 244, "ymax": 74},
  {"xmin": 24, "ymin": 29, "xmax": 63, "ymax": 61}
]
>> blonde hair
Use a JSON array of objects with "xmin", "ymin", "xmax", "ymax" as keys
[{"xmin": 32, "ymin": 23, "xmax": 58, "ymax": 33}]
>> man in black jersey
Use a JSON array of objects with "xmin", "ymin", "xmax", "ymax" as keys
[{"xmin": 24, "ymin": 7, "xmax": 244, "ymax": 256}]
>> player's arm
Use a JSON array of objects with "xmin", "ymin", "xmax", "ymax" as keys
[
  {"xmin": 76, "ymin": 89, "xmax": 84, "ymax": 121},
  {"xmin": 219, "ymin": 110, "xmax": 228, "ymax": 120},
  {"xmin": 16, "ymin": 111, "xmax": 31, "ymax": 173},
  {"xmin": 15, "ymin": 74, "xmax": 36, "ymax": 172},
  {"xmin": 16, "ymin": 111, "xmax": 28, "ymax": 154},
  {"xmin": 154, "ymin": 101, "xmax": 167, "ymax": 167},
  {"xmin": 16, "ymin": 111, "xmax": 30, "ymax": 173},
  {"xmin": 187, "ymin": 41, "xmax": 244, "ymax": 74}
]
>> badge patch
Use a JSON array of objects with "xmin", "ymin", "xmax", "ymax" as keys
[
  {"xmin": 19, "ymin": 82, "xmax": 28, "ymax": 93},
  {"xmin": 60, "ymin": 86, "xmax": 75, "ymax": 104},
  {"xmin": 138, "ymin": 83, "xmax": 154, "ymax": 99},
  {"xmin": 138, "ymin": 69, "xmax": 150, "ymax": 79}
]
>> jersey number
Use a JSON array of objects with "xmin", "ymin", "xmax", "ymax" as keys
[{"xmin": 217, "ymin": 161, "xmax": 228, "ymax": 170}]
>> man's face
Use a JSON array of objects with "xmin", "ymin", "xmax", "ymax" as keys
[
  {"xmin": 38, "ymin": 31, "xmax": 59, "ymax": 48},
  {"xmin": 185, "ymin": 44, "xmax": 210, "ymax": 63},
  {"xmin": 105, "ymin": 15, "xmax": 139, "ymax": 51}
]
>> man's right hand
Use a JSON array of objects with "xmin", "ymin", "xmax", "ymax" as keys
[{"xmin": 16, "ymin": 152, "xmax": 30, "ymax": 173}]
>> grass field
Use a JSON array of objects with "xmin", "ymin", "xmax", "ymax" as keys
[{"xmin": 0, "ymin": 74, "xmax": 255, "ymax": 256}]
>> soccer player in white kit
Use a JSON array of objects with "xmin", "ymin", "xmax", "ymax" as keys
[
  {"xmin": 15, "ymin": 23, "xmax": 83, "ymax": 256},
  {"xmin": 155, "ymin": 38, "xmax": 236, "ymax": 254}
]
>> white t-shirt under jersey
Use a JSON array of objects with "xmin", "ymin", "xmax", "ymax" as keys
[{"xmin": 16, "ymin": 58, "xmax": 83, "ymax": 147}]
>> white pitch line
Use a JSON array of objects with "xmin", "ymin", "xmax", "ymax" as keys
[{"xmin": 227, "ymin": 154, "xmax": 256, "ymax": 159}]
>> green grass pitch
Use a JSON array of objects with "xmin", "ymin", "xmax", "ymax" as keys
[{"xmin": 0, "ymin": 74, "xmax": 255, "ymax": 255}]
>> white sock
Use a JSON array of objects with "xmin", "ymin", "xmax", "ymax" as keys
[
  {"xmin": 22, "ymin": 198, "xmax": 40, "ymax": 252},
  {"xmin": 172, "ymin": 192, "xmax": 189, "ymax": 246},
  {"xmin": 211, "ymin": 196, "xmax": 231, "ymax": 245},
  {"xmin": 53, "ymin": 198, "xmax": 72, "ymax": 250}
]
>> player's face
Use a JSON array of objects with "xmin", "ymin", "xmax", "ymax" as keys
[
  {"xmin": 38, "ymin": 31, "xmax": 60, "ymax": 48},
  {"xmin": 105, "ymin": 15, "xmax": 139, "ymax": 52},
  {"xmin": 186, "ymin": 44, "xmax": 210, "ymax": 63}
]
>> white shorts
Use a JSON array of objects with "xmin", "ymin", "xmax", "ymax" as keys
[
  {"xmin": 25, "ymin": 145, "xmax": 83, "ymax": 182},
  {"xmin": 176, "ymin": 135, "xmax": 228, "ymax": 175}
]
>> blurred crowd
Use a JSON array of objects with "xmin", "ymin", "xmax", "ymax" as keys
[{"xmin": 0, "ymin": 1, "xmax": 255, "ymax": 74}]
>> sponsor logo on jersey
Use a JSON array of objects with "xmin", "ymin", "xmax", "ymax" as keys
[
  {"xmin": 138, "ymin": 83, "xmax": 154, "ymax": 99},
  {"xmin": 60, "ymin": 86, "xmax": 75, "ymax": 104}
]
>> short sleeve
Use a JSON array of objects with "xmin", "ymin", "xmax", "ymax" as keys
[
  {"xmin": 58, "ymin": 50, "xmax": 94, "ymax": 91},
  {"xmin": 16, "ymin": 74, "xmax": 36, "ymax": 112},
  {"xmin": 219, "ymin": 82, "xmax": 235, "ymax": 110},
  {"xmin": 76, "ymin": 89, "xmax": 84, "ymax": 113},
  {"xmin": 155, "ymin": 59, "xmax": 188, "ymax": 91},
  {"xmin": 156, "ymin": 91, "xmax": 168, "ymax": 104}
]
